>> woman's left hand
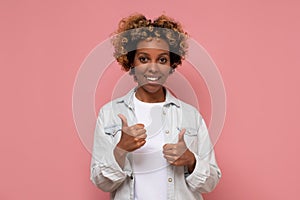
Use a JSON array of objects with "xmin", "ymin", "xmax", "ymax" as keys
[{"xmin": 163, "ymin": 129, "xmax": 196, "ymax": 173}]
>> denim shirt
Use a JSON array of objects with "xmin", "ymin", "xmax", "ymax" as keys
[{"xmin": 90, "ymin": 88, "xmax": 221, "ymax": 200}]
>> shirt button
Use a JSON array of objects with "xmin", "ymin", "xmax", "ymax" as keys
[
  {"xmin": 168, "ymin": 178, "xmax": 172, "ymax": 182},
  {"xmin": 199, "ymin": 177, "xmax": 205, "ymax": 182},
  {"xmin": 165, "ymin": 130, "xmax": 169, "ymax": 134}
]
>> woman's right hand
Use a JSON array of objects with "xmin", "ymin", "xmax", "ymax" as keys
[{"xmin": 116, "ymin": 114, "xmax": 147, "ymax": 152}]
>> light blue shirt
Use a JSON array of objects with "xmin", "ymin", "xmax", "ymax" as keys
[{"xmin": 90, "ymin": 87, "xmax": 221, "ymax": 200}]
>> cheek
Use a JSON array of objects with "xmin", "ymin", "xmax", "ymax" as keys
[
  {"xmin": 134, "ymin": 67, "xmax": 144, "ymax": 74},
  {"xmin": 160, "ymin": 66, "xmax": 172, "ymax": 75},
  {"xmin": 133, "ymin": 68, "xmax": 147, "ymax": 80},
  {"xmin": 134, "ymin": 65, "xmax": 150, "ymax": 73}
]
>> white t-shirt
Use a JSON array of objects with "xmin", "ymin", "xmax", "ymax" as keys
[{"xmin": 132, "ymin": 94, "xmax": 168, "ymax": 200}]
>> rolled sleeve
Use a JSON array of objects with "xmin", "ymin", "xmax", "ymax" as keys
[
  {"xmin": 185, "ymin": 113, "xmax": 222, "ymax": 193},
  {"xmin": 185, "ymin": 152, "xmax": 221, "ymax": 193},
  {"xmin": 90, "ymin": 109, "xmax": 131, "ymax": 192}
]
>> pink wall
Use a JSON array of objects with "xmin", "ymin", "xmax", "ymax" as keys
[{"xmin": 1, "ymin": 0, "xmax": 299, "ymax": 199}]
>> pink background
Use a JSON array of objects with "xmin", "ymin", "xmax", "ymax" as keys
[{"xmin": 1, "ymin": 0, "xmax": 300, "ymax": 199}]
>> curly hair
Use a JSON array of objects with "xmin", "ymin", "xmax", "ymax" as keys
[{"xmin": 111, "ymin": 14, "xmax": 188, "ymax": 71}]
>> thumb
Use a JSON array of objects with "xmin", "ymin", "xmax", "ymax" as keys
[
  {"xmin": 118, "ymin": 114, "xmax": 128, "ymax": 128},
  {"xmin": 178, "ymin": 128, "xmax": 186, "ymax": 143}
]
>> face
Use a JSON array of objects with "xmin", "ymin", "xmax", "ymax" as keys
[{"xmin": 132, "ymin": 38, "xmax": 171, "ymax": 97}]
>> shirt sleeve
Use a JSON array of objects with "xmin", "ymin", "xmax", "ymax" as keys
[
  {"xmin": 185, "ymin": 116, "xmax": 222, "ymax": 193},
  {"xmin": 90, "ymin": 108, "xmax": 132, "ymax": 192}
]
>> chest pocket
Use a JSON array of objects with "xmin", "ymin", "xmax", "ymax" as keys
[
  {"xmin": 104, "ymin": 124, "xmax": 122, "ymax": 143},
  {"xmin": 183, "ymin": 127, "xmax": 198, "ymax": 153}
]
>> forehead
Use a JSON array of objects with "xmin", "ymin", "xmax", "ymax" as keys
[{"xmin": 136, "ymin": 38, "xmax": 169, "ymax": 52}]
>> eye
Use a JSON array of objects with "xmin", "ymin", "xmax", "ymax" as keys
[
  {"xmin": 158, "ymin": 57, "xmax": 168, "ymax": 64},
  {"xmin": 138, "ymin": 56, "xmax": 149, "ymax": 63}
]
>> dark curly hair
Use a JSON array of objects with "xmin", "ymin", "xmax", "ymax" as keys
[{"xmin": 111, "ymin": 14, "xmax": 188, "ymax": 71}]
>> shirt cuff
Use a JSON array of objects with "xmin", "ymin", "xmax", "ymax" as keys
[
  {"xmin": 92, "ymin": 148, "xmax": 130, "ymax": 182},
  {"xmin": 186, "ymin": 152, "xmax": 210, "ymax": 185}
]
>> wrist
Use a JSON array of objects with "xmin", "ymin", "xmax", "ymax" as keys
[
  {"xmin": 113, "ymin": 145, "xmax": 128, "ymax": 169},
  {"xmin": 187, "ymin": 152, "xmax": 196, "ymax": 173},
  {"xmin": 115, "ymin": 144, "xmax": 128, "ymax": 156},
  {"xmin": 116, "ymin": 141, "xmax": 127, "ymax": 152}
]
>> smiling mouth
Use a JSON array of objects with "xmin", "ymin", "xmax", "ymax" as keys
[{"xmin": 144, "ymin": 76, "xmax": 161, "ymax": 81}]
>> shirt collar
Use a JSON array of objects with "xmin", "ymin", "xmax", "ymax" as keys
[{"xmin": 116, "ymin": 87, "xmax": 181, "ymax": 108}]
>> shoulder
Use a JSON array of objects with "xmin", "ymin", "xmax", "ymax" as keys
[
  {"xmin": 97, "ymin": 88, "xmax": 136, "ymax": 122},
  {"xmin": 176, "ymin": 98, "xmax": 203, "ymax": 117},
  {"xmin": 99, "ymin": 89, "xmax": 134, "ymax": 112},
  {"xmin": 165, "ymin": 88, "xmax": 204, "ymax": 121},
  {"xmin": 178, "ymin": 99, "xmax": 199, "ymax": 112},
  {"xmin": 171, "ymin": 98, "xmax": 207, "ymax": 130},
  {"xmin": 100, "ymin": 96, "xmax": 124, "ymax": 111}
]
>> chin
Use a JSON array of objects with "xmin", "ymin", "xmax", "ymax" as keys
[{"xmin": 140, "ymin": 84, "xmax": 163, "ymax": 93}]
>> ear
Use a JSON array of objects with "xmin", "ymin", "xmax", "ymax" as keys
[
  {"xmin": 169, "ymin": 67, "xmax": 175, "ymax": 74},
  {"xmin": 129, "ymin": 67, "xmax": 135, "ymax": 75},
  {"xmin": 129, "ymin": 67, "xmax": 137, "ymax": 82}
]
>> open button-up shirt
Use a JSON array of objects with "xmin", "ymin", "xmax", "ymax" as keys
[{"xmin": 90, "ymin": 88, "xmax": 221, "ymax": 200}]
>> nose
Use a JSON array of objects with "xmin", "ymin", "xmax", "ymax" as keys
[{"xmin": 147, "ymin": 62, "xmax": 159, "ymax": 73}]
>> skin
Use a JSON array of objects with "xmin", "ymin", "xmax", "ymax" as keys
[
  {"xmin": 133, "ymin": 38, "xmax": 171, "ymax": 103},
  {"xmin": 114, "ymin": 37, "xmax": 196, "ymax": 173}
]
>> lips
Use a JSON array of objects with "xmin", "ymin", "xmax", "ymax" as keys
[{"xmin": 144, "ymin": 75, "xmax": 161, "ymax": 81}]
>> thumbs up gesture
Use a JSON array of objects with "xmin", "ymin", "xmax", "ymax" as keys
[
  {"xmin": 116, "ymin": 114, "xmax": 147, "ymax": 152},
  {"xmin": 163, "ymin": 129, "xmax": 196, "ymax": 172}
]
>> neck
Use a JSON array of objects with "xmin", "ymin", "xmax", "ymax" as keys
[{"xmin": 135, "ymin": 87, "xmax": 166, "ymax": 103}]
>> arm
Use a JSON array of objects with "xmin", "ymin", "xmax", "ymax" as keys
[
  {"xmin": 163, "ymin": 112, "xmax": 221, "ymax": 193},
  {"xmin": 185, "ymin": 117, "xmax": 222, "ymax": 193},
  {"xmin": 90, "ymin": 110, "xmax": 147, "ymax": 192},
  {"xmin": 90, "ymin": 109, "xmax": 129, "ymax": 192}
]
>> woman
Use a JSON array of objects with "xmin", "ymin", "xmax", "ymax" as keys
[{"xmin": 90, "ymin": 14, "xmax": 221, "ymax": 200}]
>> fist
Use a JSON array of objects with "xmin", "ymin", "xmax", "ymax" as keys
[
  {"xmin": 116, "ymin": 114, "xmax": 147, "ymax": 152},
  {"xmin": 163, "ymin": 129, "xmax": 196, "ymax": 172}
]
